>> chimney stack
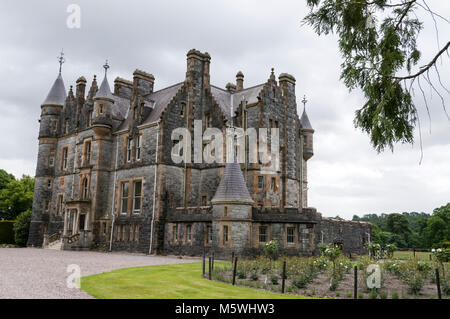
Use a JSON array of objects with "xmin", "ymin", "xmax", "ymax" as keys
[{"xmin": 236, "ymin": 71, "xmax": 244, "ymax": 91}]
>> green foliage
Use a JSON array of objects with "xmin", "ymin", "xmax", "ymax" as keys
[
  {"xmin": 303, "ymin": 0, "xmax": 447, "ymax": 153},
  {"xmin": 13, "ymin": 210, "xmax": 31, "ymax": 246},
  {"xmin": 432, "ymin": 248, "xmax": 450, "ymax": 263},
  {"xmin": 391, "ymin": 291, "xmax": 399, "ymax": 299},
  {"xmin": 264, "ymin": 238, "xmax": 279, "ymax": 259},
  {"xmin": 385, "ymin": 243, "xmax": 397, "ymax": 258},
  {"xmin": 270, "ymin": 274, "xmax": 279, "ymax": 285},
  {"xmin": 366, "ymin": 242, "xmax": 381, "ymax": 258},
  {"xmin": 369, "ymin": 289, "xmax": 378, "ymax": 299},
  {"xmin": 380, "ymin": 291, "xmax": 388, "ymax": 299},
  {"xmin": 386, "ymin": 213, "xmax": 412, "ymax": 242},
  {"xmin": 0, "ymin": 175, "xmax": 34, "ymax": 220},
  {"xmin": 353, "ymin": 205, "xmax": 450, "ymax": 249},
  {"xmin": 250, "ymin": 272, "xmax": 259, "ymax": 281},
  {"xmin": 0, "ymin": 220, "xmax": 15, "ymax": 244},
  {"xmin": 0, "ymin": 169, "xmax": 15, "ymax": 191},
  {"xmin": 292, "ymin": 275, "xmax": 309, "ymax": 289}
]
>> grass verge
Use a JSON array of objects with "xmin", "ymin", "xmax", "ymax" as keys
[{"xmin": 81, "ymin": 262, "xmax": 312, "ymax": 299}]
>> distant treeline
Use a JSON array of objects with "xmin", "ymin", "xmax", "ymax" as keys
[{"xmin": 352, "ymin": 203, "xmax": 450, "ymax": 249}]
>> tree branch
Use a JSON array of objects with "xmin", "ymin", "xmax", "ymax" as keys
[{"xmin": 392, "ymin": 41, "xmax": 450, "ymax": 80}]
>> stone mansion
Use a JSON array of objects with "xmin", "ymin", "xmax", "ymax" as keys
[{"xmin": 27, "ymin": 49, "xmax": 371, "ymax": 257}]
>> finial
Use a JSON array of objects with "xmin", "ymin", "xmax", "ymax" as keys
[
  {"xmin": 57, "ymin": 49, "xmax": 65, "ymax": 75},
  {"xmin": 301, "ymin": 95, "xmax": 308, "ymax": 110},
  {"xmin": 271, "ymin": 67, "xmax": 274, "ymax": 75},
  {"xmin": 103, "ymin": 60, "xmax": 110, "ymax": 76}
]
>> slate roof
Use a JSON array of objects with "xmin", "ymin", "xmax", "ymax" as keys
[
  {"xmin": 114, "ymin": 81, "xmax": 264, "ymax": 132},
  {"xmin": 300, "ymin": 109, "xmax": 314, "ymax": 131},
  {"xmin": 42, "ymin": 73, "xmax": 67, "ymax": 105},
  {"xmin": 210, "ymin": 84, "xmax": 264, "ymax": 120},
  {"xmin": 211, "ymin": 158, "xmax": 253, "ymax": 204}
]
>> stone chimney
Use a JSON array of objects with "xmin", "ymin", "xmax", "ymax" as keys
[
  {"xmin": 114, "ymin": 77, "xmax": 133, "ymax": 99},
  {"xmin": 133, "ymin": 69, "xmax": 155, "ymax": 96},
  {"xmin": 186, "ymin": 49, "xmax": 211, "ymax": 92},
  {"xmin": 76, "ymin": 76, "xmax": 86, "ymax": 103},
  {"xmin": 226, "ymin": 82, "xmax": 236, "ymax": 93},
  {"xmin": 236, "ymin": 71, "xmax": 244, "ymax": 91}
]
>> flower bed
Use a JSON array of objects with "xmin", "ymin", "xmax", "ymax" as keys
[{"xmin": 208, "ymin": 246, "xmax": 450, "ymax": 299}]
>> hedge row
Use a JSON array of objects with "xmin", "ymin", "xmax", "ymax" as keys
[{"xmin": 0, "ymin": 221, "xmax": 15, "ymax": 244}]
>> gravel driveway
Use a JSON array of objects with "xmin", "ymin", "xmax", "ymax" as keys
[{"xmin": 0, "ymin": 248, "xmax": 199, "ymax": 299}]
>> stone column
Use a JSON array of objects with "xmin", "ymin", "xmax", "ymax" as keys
[{"xmin": 63, "ymin": 209, "xmax": 69, "ymax": 236}]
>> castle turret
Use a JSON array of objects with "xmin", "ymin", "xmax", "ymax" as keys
[
  {"xmin": 300, "ymin": 96, "xmax": 314, "ymax": 209},
  {"xmin": 211, "ymin": 158, "xmax": 253, "ymax": 257},
  {"xmin": 300, "ymin": 106, "xmax": 314, "ymax": 160},
  {"xmin": 28, "ymin": 53, "xmax": 67, "ymax": 247},
  {"xmin": 92, "ymin": 61, "xmax": 114, "ymax": 137}
]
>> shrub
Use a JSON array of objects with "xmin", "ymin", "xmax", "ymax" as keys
[
  {"xmin": 358, "ymin": 292, "xmax": 364, "ymax": 299},
  {"xmin": 380, "ymin": 291, "xmax": 388, "ymax": 299},
  {"xmin": 270, "ymin": 274, "xmax": 279, "ymax": 285},
  {"xmin": 0, "ymin": 220, "xmax": 15, "ymax": 244},
  {"xmin": 292, "ymin": 275, "xmax": 309, "ymax": 289},
  {"xmin": 250, "ymin": 272, "xmax": 259, "ymax": 281},
  {"xmin": 404, "ymin": 273, "xmax": 423, "ymax": 295},
  {"xmin": 369, "ymin": 289, "xmax": 378, "ymax": 299},
  {"xmin": 329, "ymin": 277, "xmax": 339, "ymax": 291},
  {"xmin": 13, "ymin": 210, "xmax": 31, "ymax": 246},
  {"xmin": 391, "ymin": 291, "xmax": 399, "ymax": 299},
  {"xmin": 264, "ymin": 239, "xmax": 279, "ymax": 260},
  {"xmin": 237, "ymin": 270, "xmax": 247, "ymax": 279},
  {"xmin": 442, "ymin": 281, "xmax": 450, "ymax": 296},
  {"xmin": 385, "ymin": 244, "xmax": 397, "ymax": 259},
  {"xmin": 346, "ymin": 291, "xmax": 352, "ymax": 298}
]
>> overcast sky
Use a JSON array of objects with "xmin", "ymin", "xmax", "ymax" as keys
[{"xmin": 0, "ymin": 0, "xmax": 449, "ymax": 219}]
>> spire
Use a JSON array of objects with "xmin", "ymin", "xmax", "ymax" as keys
[
  {"xmin": 58, "ymin": 50, "xmax": 65, "ymax": 75},
  {"xmin": 95, "ymin": 60, "xmax": 113, "ymax": 99},
  {"xmin": 42, "ymin": 73, "xmax": 67, "ymax": 106},
  {"xmin": 300, "ymin": 95, "xmax": 314, "ymax": 131},
  {"xmin": 211, "ymin": 158, "xmax": 253, "ymax": 204}
]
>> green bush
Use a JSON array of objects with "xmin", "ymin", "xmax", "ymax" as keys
[
  {"xmin": 269, "ymin": 274, "xmax": 279, "ymax": 285},
  {"xmin": 13, "ymin": 210, "xmax": 31, "ymax": 246},
  {"xmin": 250, "ymin": 272, "xmax": 259, "ymax": 281},
  {"xmin": 0, "ymin": 220, "xmax": 15, "ymax": 244},
  {"xmin": 292, "ymin": 275, "xmax": 309, "ymax": 289}
]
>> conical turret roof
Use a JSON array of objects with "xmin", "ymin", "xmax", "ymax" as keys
[
  {"xmin": 42, "ymin": 73, "xmax": 66, "ymax": 105},
  {"xmin": 95, "ymin": 75, "xmax": 114, "ymax": 100},
  {"xmin": 300, "ymin": 109, "xmax": 314, "ymax": 131},
  {"xmin": 212, "ymin": 158, "xmax": 253, "ymax": 204}
]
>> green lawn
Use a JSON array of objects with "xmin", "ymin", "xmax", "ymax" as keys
[
  {"xmin": 393, "ymin": 250, "xmax": 432, "ymax": 261},
  {"xmin": 81, "ymin": 262, "xmax": 311, "ymax": 299}
]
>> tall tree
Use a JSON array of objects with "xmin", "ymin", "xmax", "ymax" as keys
[
  {"xmin": 303, "ymin": 0, "xmax": 449, "ymax": 154},
  {"xmin": 0, "ymin": 175, "xmax": 34, "ymax": 220},
  {"xmin": 386, "ymin": 213, "xmax": 412, "ymax": 242},
  {"xmin": 0, "ymin": 169, "xmax": 15, "ymax": 190}
]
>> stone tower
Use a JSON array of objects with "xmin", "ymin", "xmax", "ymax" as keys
[
  {"xmin": 28, "ymin": 72, "xmax": 67, "ymax": 246},
  {"xmin": 300, "ymin": 106, "xmax": 314, "ymax": 208},
  {"xmin": 211, "ymin": 158, "xmax": 254, "ymax": 257}
]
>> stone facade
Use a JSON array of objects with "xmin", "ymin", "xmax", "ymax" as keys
[{"xmin": 28, "ymin": 49, "xmax": 371, "ymax": 257}]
